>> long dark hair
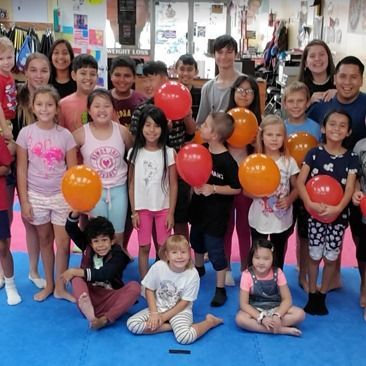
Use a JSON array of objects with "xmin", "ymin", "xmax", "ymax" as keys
[
  {"xmin": 227, "ymin": 75, "xmax": 262, "ymax": 124},
  {"xmin": 48, "ymin": 39, "xmax": 75, "ymax": 83},
  {"xmin": 298, "ymin": 39, "xmax": 335, "ymax": 86},
  {"xmin": 129, "ymin": 105, "xmax": 170, "ymax": 192}
]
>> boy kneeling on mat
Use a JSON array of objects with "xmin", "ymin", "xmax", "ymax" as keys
[{"xmin": 61, "ymin": 211, "xmax": 140, "ymax": 329}]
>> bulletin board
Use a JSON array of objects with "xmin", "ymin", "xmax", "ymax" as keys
[{"xmin": 58, "ymin": 0, "xmax": 107, "ymax": 87}]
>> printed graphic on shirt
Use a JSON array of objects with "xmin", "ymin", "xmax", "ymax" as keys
[
  {"xmin": 5, "ymin": 83, "xmax": 17, "ymax": 112},
  {"xmin": 157, "ymin": 280, "xmax": 182, "ymax": 310},
  {"xmin": 31, "ymin": 139, "xmax": 64, "ymax": 172},
  {"xmin": 90, "ymin": 145, "xmax": 121, "ymax": 179}
]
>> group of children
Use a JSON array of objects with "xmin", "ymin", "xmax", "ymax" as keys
[{"xmin": 1, "ymin": 32, "xmax": 366, "ymax": 344}]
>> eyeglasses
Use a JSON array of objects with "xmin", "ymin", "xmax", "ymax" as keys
[{"xmin": 235, "ymin": 87, "xmax": 254, "ymax": 95}]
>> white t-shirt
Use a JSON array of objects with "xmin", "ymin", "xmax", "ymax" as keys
[
  {"xmin": 128, "ymin": 147, "xmax": 175, "ymax": 211},
  {"xmin": 142, "ymin": 260, "xmax": 200, "ymax": 313},
  {"xmin": 248, "ymin": 155, "xmax": 299, "ymax": 234}
]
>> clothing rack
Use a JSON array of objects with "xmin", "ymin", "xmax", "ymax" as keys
[{"xmin": 0, "ymin": 20, "xmax": 53, "ymax": 32}]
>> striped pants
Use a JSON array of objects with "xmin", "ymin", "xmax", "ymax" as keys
[{"xmin": 127, "ymin": 308, "xmax": 198, "ymax": 344}]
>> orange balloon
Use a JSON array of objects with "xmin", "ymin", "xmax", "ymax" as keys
[
  {"xmin": 287, "ymin": 132, "xmax": 318, "ymax": 167},
  {"xmin": 227, "ymin": 108, "xmax": 258, "ymax": 148},
  {"xmin": 192, "ymin": 130, "xmax": 204, "ymax": 144},
  {"xmin": 61, "ymin": 165, "xmax": 102, "ymax": 211},
  {"xmin": 238, "ymin": 154, "xmax": 280, "ymax": 197}
]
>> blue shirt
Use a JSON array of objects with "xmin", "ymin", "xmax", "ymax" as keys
[
  {"xmin": 307, "ymin": 93, "xmax": 366, "ymax": 149},
  {"xmin": 285, "ymin": 117, "xmax": 322, "ymax": 141}
]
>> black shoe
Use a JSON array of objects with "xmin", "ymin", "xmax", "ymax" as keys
[
  {"xmin": 304, "ymin": 292, "xmax": 319, "ymax": 315},
  {"xmin": 210, "ymin": 287, "xmax": 227, "ymax": 307},
  {"xmin": 195, "ymin": 265, "xmax": 206, "ymax": 277},
  {"xmin": 317, "ymin": 292, "xmax": 329, "ymax": 315}
]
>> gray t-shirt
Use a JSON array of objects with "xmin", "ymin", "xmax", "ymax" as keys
[{"xmin": 196, "ymin": 72, "xmax": 242, "ymax": 125}]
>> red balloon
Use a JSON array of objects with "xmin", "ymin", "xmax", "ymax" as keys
[
  {"xmin": 227, "ymin": 108, "xmax": 258, "ymax": 148},
  {"xmin": 360, "ymin": 196, "xmax": 366, "ymax": 217},
  {"xmin": 154, "ymin": 81, "xmax": 192, "ymax": 120},
  {"xmin": 305, "ymin": 175, "xmax": 343, "ymax": 223},
  {"xmin": 176, "ymin": 144, "xmax": 212, "ymax": 187}
]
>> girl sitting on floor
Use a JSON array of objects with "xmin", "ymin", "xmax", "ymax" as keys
[
  {"xmin": 236, "ymin": 238, "xmax": 305, "ymax": 336},
  {"xmin": 127, "ymin": 234, "xmax": 223, "ymax": 344}
]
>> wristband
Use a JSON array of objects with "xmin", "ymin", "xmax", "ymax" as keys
[{"xmin": 257, "ymin": 311, "xmax": 265, "ymax": 324}]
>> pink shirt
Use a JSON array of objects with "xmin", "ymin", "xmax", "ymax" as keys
[
  {"xmin": 240, "ymin": 268, "xmax": 287, "ymax": 292},
  {"xmin": 59, "ymin": 92, "xmax": 88, "ymax": 133},
  {"xmin": 80, "ymin": 122, "xmax": 127, "ymax": 188},
  {"xmin": 16, "ymin": 123, "xmax": 76, "ymax": 196}
]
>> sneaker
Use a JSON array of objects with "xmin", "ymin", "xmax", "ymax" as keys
[{"xmin": 225, "ymin": 271, "xmax": 235, "ymax": 287}]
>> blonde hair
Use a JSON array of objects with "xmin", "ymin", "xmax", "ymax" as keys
[
  {"xmin": 256, "ymin": 114, "xmax": 290, "ymax": 157},
  {"xmin": 0, "ymin": 37, "xmax": 14, "ymax": 53},
  {"xmin": 283, "ymin": 81, "xmax": 310, "ymax": 102},
  {"xmin": 159, "ymin": 235, "xmax": 193, "ymax": 269}
]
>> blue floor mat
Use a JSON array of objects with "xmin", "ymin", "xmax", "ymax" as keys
[{"xmin": 0, "ymin": 253, "xmax": 364, "ymax": 366}]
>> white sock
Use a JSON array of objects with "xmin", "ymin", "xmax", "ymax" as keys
[{"xmin": 5, "ymin": 276, "xmax": 22, "ymax": 306}]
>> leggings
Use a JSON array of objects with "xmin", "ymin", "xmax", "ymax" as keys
[
  {"xmin": 250, "ymin": 226, "xmax": 293, "ymax": 269},
  {"xmin": 224, "ymin": 194, "xmax": 252, "ymax": 267},
  {"xmin": 127, "ymin": 308, "xmax": 198, "ymax": 344}
]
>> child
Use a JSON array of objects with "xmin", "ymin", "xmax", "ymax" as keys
[
  {"xmin": 224, "ymin": 75, "xmax": 261, "ymax": 286},
  {"xmin": 235, "ymin": 239, "xmax": 305, "ymax": 336},
  {"xmin": 283, "ymin": 81, "xmax": 321, "ymax": 141},
  {"xmin": 297, "ymin": 109, "xmax": 358, "ymax": 315},
  {"xmin": 175, "ymin": 54, "xmax": 201, "ymax": 120},
  {"xmin": 127, "ymin": 235, "xmax": 223, "ymax": 344},
  {"xmin": 128, "ymin": 105, "xmax": 178, "ymax": 279},
  {"xmin": 130, "ymin": 60, "xmax": 195, "ymax": 240},
  {"xmin": 352, "ymin": 137, "xmax": 366, "ymax": 319},
  {"xmin": 196, "ymin": 35, "xmax": 241, "ymax": 125},
  {"xmin": 248, "ymin": 115, "xmax": 299, "ymax": 270},
  {"xmin": 73, "ymin": 89, "xmax": 133, "ymax": 251},
  {"xmin": 11, "ymin": 53, "xmax": 51, "ymax": 289},
  {"xmin": 283, "ymin": 81, "xmax": 321, "ymax": 292},
  {"xmin": 61, "ymin": 212, "xmax": 140, "ymax": 330},
  {"xmin": 0, "ymin": 37, "xmax": 17, "ymax": 141},
  {"xmin": 0, "ymin": 135, "xmax": 21, "ymax": 305},
  {"xmin": 16, "ymin": 85, "xmax": 77, "ymax": 302},
  {"xmin": 59, "ymin": 54, "xmax": 98, "ymax": 133},
  {"xmin": 190, "ymin": 112, "xmax": 241, "ymax": 307},
  {"xmin": 110, "ymin": 56, "xmax": 146, "ymax": 129},
  {"xmin": 298, "ymin": 39, "xmax": 336, "ymax": 105},
  {"xmin": 48, "ymin": 39, "xmax": 77, "ymax": 99}
]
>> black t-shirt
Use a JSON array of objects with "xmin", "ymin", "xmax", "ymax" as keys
[
  {"xmin": 51, "ymin": 78, "xmax": 77, "ymax": 99},
  {"xmin": 190, "ymin": 86, "xmax": 201, "ymax": 120},
  {"xmin": 189, "ymin": 146, "xmax": 241, "ymax": 237},
  {"xmin": 307, "ymin": 78, "xmax": 335, "ymax": 96}
]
